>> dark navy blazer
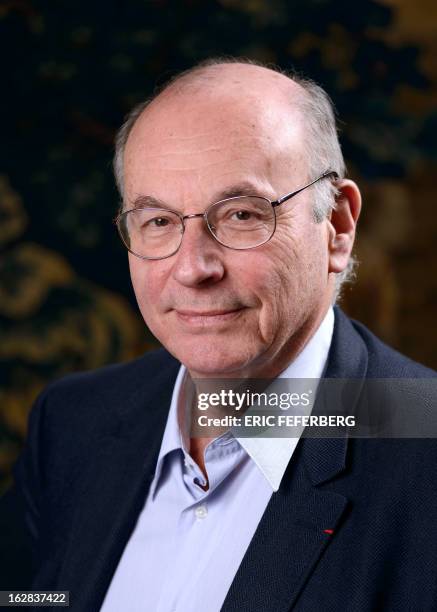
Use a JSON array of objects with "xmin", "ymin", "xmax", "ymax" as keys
[{"xmin": 1, "ymin": 308, "xmax": 437, "ymax": 611}]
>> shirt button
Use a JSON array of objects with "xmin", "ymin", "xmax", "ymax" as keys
[{"xmin": 195, "ymin": 504, "xmax": 208, "ymax": 519}]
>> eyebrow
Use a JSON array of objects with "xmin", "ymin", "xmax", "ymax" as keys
[
  {"xmin": 128, "ymin": 181, "xmax": 270, "ymax": 212},
  {"xmin": 216, "ymin": 182, "xmax": 268, "ymax": 200},
  {"xmin": 130, "ymin": 195, "xmax": 169, "ymax": 210}
]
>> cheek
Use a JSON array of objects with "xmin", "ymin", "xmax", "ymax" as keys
[
  {"xmin": 239, "ymin": 252, "xmax": 294, "ymax": 338},
  {"xmin": 128, "ymin": 258, "xmax": 166, "ymax": 321},
  {"xmin": 248, "ymin": 223, "xmax": 329, "ymax": 334}
]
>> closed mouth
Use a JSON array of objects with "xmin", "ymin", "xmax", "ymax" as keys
[{"xmin": 174, "ymin": 308, "xmax": 245, "ymax": 325}]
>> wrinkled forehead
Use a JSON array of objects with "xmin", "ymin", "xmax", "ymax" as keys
[{"xmin": 123, "ymin": 84, "xmax": 308, "ymax": 201}]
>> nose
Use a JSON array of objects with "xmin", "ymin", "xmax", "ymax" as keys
[{"xmin": 171, "ymin": 216, "xmax": 225, "ymax": 287}]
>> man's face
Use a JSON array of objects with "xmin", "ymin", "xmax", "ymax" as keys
[{"xmin": 123, "ymin": 86, "xmax": 334, "ymax": 378}]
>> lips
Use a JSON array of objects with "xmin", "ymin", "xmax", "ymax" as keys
[
  {"xmin": 174, "ymin": 307, "xmax": 245, "ymax": 326},
  {"xmin": 176, "ymin": 309, "xmax": 241, "ymax": 316}
]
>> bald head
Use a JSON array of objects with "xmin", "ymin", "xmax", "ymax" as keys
[
  {"xmin": 132, "ymin": 61, "xmax": 303, "ymax": 132},
  {"xmin": 151, "ymin": 61, "xmax": 304, "ymax": 108},
  {"xmin": 114, "ymin": 58, "xmax": 345, "ymax": 211},
  {"xmin": 124, "ymin": 66, "xmax": 311, "ymax": 208}
]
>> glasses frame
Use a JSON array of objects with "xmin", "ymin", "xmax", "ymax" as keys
[{"xmin": 114, "ymin": 170, "xmax": 339, "ymax": 260}]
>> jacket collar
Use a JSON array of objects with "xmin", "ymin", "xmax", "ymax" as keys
[{"xmin": 302, "ymin": 306, "xmax": 368, "ymax": 486}]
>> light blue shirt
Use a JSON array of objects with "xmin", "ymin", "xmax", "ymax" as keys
[{"xmin": 101, "ymin": 308, "xmax": 334, "ymax": 612}]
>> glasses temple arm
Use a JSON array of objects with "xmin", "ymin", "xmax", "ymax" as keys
[{"xmin": 272, "ymin": 171, "xmax": 339, "ymax": 207}]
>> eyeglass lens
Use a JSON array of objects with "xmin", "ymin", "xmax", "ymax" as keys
[{"xmin": 118, "ymin": 196, "xmax": 275, "ymax": 259}]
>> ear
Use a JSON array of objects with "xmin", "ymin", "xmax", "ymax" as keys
[{"xmin": 327, "ymin": 179, "xmax": 361, "ymax": 273}]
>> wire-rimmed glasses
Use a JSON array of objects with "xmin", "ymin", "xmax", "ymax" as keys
[{"xmin": 115, "ymin": 170, "xmax": 338, "ymax": 260}]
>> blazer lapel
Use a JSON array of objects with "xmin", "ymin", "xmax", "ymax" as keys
[
  {"xmin": 55, "ymin": 354, "xmax": 180, "ymax": 612},
  {"xmin": 221, "ymin": 441, "xmax": 349, "ymax": 612},
  {"xmin": 222, "ymin": 308, "xmax": 369, "ymax": 612}
]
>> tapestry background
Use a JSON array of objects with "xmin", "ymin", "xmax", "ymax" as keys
[{"xmin": 1, "ymin": 0, "xmax": 436, "ymax": 491}]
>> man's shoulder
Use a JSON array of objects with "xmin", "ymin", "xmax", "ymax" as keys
[
  {"xmin": 44, "ymin": 347, "xmax": 179, "ymax": 397},
  {"xmin": 13, "ymin": 349, "xmax": 180, "ymax": 513},
  {"xmin": 334, "ymin": 307, "xmax": 436, "ymax": 378},
  {"xmin": 352, "ymin": 318, "xmax": 435, "ymax": 378},
  {"xmin": 33, "ymin": 347, "xmax": 180, "ymax": 432}
]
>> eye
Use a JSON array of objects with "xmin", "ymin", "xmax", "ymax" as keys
[
  {"xmin": 150, "ymin": 217, "xmax": 170, "ymax": 227},
  {"xmin": 128, "ymin": 208, "xmax": 180, "ymax": 239},
  {"xmin": 140, "ymin": 215, "xmax": 174, "ymax": 230},
  {"xmin": 233, "ymin": 210, "xmax": 252, "ymax": 221},
  {"xmin": 226, "ymin": 208, "xmax": 257, "ymax": 222}
]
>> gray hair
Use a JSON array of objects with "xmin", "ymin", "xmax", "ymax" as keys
[{"xmin": 113, "ymin": 57, "xmax": 356, "ymax": 300}]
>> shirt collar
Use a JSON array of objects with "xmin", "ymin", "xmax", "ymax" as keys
[
  {"xmin": 236, "ymin": 307, "xmax": 335, "ymax": 491},
  {"xmin": 151, "ymin": 307, "xmax": 334, "ymax": 496},
  {"xmin": 149, "ymin": 365, "xmax": 187, "ymax": 498}
]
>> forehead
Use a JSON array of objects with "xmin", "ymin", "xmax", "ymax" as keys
[{"xmin": 123, "ymin": 87, "xmax": 307, "ymax": 202}]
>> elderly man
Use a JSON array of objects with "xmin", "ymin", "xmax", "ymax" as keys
[{"xmin": 1, "ymin": 59, "xmax": 436, "ymax": 611}]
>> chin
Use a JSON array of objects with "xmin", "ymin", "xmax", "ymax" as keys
[{"xmin": 165, "ymin": 338, "xmax": 257, "ymax": 379}]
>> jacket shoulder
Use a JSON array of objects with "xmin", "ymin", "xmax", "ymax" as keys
[
  {"xmin": 43, "ymin": 347, "xmax": 179, "ymax": 399},
  {"xmin": 349, "ymin": 316, "xmax": 436, "ymax": 378},
  {"xmin": 33, "ymin": 347, "xmax": 180, "ymax": 435}
]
